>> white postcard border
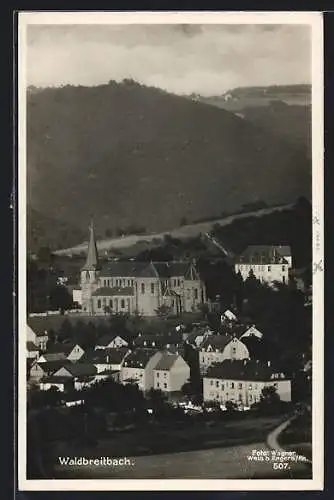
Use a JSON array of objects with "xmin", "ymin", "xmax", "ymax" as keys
[{"xmin": 17, "ymin": 10, "xmax": 324, "ymax": 491}]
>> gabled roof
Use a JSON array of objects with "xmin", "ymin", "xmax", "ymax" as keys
[
  {"xmin": 202, "ymin": 334, "xmax": 232, "ymax": 351},
  {"xmin": 96, "ymin": 333, "xmax": 127, "ymax": 346},
  {"xmin": 96, "ymin": 260, "xmax": 203, "ymax": 280},
  {"xmin": 122, "ymin": 348, "xmax": 158, "ymax": 369},
  {"xmin": 236, "ymin": 245, "xmax": 291, "ymax": 265},
  {"xmin": 205, "ymin": 359, "xmax": 287, "ymax": 381},
  {"xmin": 35, "ymin": 360, "xmax": 68, "ymax": 374},
  {"xmin": 56, "ymin": 362, "xmax": 97, "ymax": 378},
  {"xmin": 154, "ymin": 353, "xmax": 179, "ymax": 371},
  {"xmin": 46, "ymin": 342, "xmax": 82, "ymax": 355},
  {"xmin": 92, "ymin": 286, "xmax": 134, "ymax": 297}
]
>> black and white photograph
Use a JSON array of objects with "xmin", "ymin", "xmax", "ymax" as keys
[{"xmin": 17, "ymin": 11, "xmax": 324, "ymax": 490}]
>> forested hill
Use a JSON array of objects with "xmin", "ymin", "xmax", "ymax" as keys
[{"xmin": 27, "ymin": 80, "xmax": 311, "ymax": 249}]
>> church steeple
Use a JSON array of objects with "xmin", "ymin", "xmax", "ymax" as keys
[{"xmin": 82, "ymin": 220, "xmax": 99, "ymax": 270}]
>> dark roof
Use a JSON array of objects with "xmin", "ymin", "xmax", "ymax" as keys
[
  {"xmin": 154, "ymin": 353, "xmax": 179, "ymax": 371},
  {"xmin": 134, "ymin": 331, "xmax": 183, "ymax": 348},
  {"xmin": 220, "ymin": 324, "xmax": 248, "ymax": 338},
  {"xmin": 60, "ymin": 363, "xmax": 97, "ymax": 377},
  {"xmin": 99, "ymin": 261, "xmax": 147, "ymax": 277},
  {"xmin": 36, "ymin": 360, "xmax": 67, "ymax": 374},
  {"xmin": 205, "ymin": 359, "xmax": 287, "ymax": 381},
  {"xmin": 122, "ymin": 348, "xmax": 158, "ymax": 368},
  {"xmin": 236, "ymin": 245, "xmax": 291, "ymax": 265},
  {"xmin": 98, "ymin": 261, "xmax": 201, "ymax": 280},
  {"xmin": 92, "ymin": 286, "xmax": 134, "ymax": 297},
  {"xmin": 81, "ymin": 348, "xmax": 129, "ymax": 364},
  {"xmin": 40, "ymin": 376, "xmax": 74, "ymax": 384},
  {"xmin": 27, "ymin": 341, "xmax": 39, "ymax": 351},
  {"xmin": 202, "ymin": 335, "xmax": 232, "ymax": 351},
  {"xmin": 46, "ymin": 342, "xmax": 82, "ymax": 355}
]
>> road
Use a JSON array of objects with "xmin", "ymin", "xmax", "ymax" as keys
[{"xmin": 54, "ymin": 204, "xmax": 293, "ymax": 256}]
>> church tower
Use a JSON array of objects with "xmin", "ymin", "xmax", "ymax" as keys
[{"xmin": 80, "ymin": 220, "xmax": 100, "ymax": 314}]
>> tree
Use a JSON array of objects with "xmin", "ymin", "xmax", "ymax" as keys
[
  {"xmin": 260, "ymin": 385, "xmax": 281, "ymax": 405},
  {"xmin": 155, "ymin": 304, "xmax": 172, "ymax": 319},
  {"xmin": 49, "ymin": 285, "xmax": 73, "ymax": 312}
]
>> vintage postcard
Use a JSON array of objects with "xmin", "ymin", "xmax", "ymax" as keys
[{"xmin": 17, "ymin": 11, "xmax": 324, "ymax": 491}]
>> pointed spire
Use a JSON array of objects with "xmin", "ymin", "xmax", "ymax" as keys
[{"xmin": 82, "ymin": 219, "xmax": 99, "ymax": 270}]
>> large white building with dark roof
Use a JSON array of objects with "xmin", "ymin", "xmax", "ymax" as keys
[
  {"xmin": 203, "ymin": 359, "xmax": 292, "ymax": 407},
  {"xmin": 79, "ymin": 222, "xmax": 207, "ymax": 316},
  {"xmin": 234, "ymin": 245, "xmax": 292, "ymax": 285}
]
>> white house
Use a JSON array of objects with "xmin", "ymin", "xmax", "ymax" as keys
[
  {"xmin": 95, "ymin": 334, "xmax": 129, "ymax": 350},
  {"xmin": 199, "ymin": 335, "xmax": 249, "ymax": 375},
  {"xmin": 153, "ymin": 353, "xmax": 190, "ymax": 393},
  {"xmin": 203, "ymin": 359, "xmax": 292, "ymax": 407},
  {"xmin": 235, "ymin": 245, "xmax": 292, "ymax": 285},
  {"xmin": 120, "ymin": 349, "xmax": 163, "ymax": 392}
]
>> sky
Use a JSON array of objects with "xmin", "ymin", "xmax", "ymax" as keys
[{"xmin": 26, "ymin": 24, "xmax": 311, "ymax": 96}]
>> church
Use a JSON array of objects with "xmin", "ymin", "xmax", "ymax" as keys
[{"xmin": 78, "ymin": 223, "xmax": 207, "ymax": 317}]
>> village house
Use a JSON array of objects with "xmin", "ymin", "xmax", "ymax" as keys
[
  {"xmin": 203, "ymin": 359, "xmax": 292, "ymax": 407},
  {"xmin": 153, "ymin": 353, "xmax": 190, "ymax": 394},
  {"xmin": 39, "ymin": 362, "xmax": 98, "ymax": 392},
  {"xmin": 27, "ymin": 323, "xmax": 48, "ymax": 351},
  {"xmin": 199, "ymin": 335, "xmax": 250, "ymax": 375},
  {"xmin": 184, "ymin": 324, "xmax": 213, "ymax": 348},
  {"xmin": 78, "ymin": 222, "xmax": 207, "ymax": 316},
  {"xmin": 234, "ymin": 245, "xmax": 292, "ymax": 285},
  {"xmin": 94, "ymin": 333, "xmax": 129, "ymax": 350},
  {"xmin": 37, "ymin": 342, "xmax": 85, "ymax": 363},
  {"xmin": 81, "ymin": 347, "xmax": 131, "ymax": 373},
  {"xmin": 120, "ymin": 349, "xmax": 163, "ymax": 392},
  {"xmin": 29, "ymin": 360, "xmax": 65, "ymax": 382}
]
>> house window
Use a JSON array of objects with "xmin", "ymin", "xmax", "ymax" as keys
[
  {"xmin": 121, "ymin": 299, "xmax": 125, "ymax": 309},
  {"xmin": 282, "ymin": 276, "xmax": 286, "ymax": 284},
  {"xmin": 249, "ymin": 384, "xmax": 252, "ymax": 390},
  {"xmin": 141, "ymin": 283, "xmax": 145, "ymax": 294},
  {"xmin": 232, "ymin": 347, "xmax": 237, "ymax": 357},
  {"xmin": 164, "ymin": 383, "xmax": 167, "ymax": 389},
  {"xmin": 282, "ymin": 266, "xmax": 285, "ymax": 272},
  {"xmin": 194, "ymin": 289, "xmax": 198, "ymax": 300},
  {"xmin": 177, "ymin": 279, "xmax": 180, "ymax": 287},
  {"xmin": 210, "ymin": 380, "xmax": 213, "ymax": 386},
  {"xmin": 157, "ymin": 372, "xmax": 160, "ymax": 378},
  {"xmin": 97, "ymin": 299, "xmax": 101, "ymax": 308},
  {"xmin": 268, "ymin": 266, "xmax": 271, "ymax": 271},
  {"xmin": 157, "ymin": 382, "xmax": 160, "ymax": 388},
  {"xmin": 221, "ymin": 383, "xmax": 224, "ymax": 390},
  {"xmin": 238, "ymin": 383, "xmax": 243, "ymax": 389},
  {"xmin": 151, "ymin": 283, "xmax": 154, "ymax": 294},
  {"xmin": 231, "ymin": 382, "xmax": 235, "ymax": 389},
  {"xmin": 216, "ymin": 381, "xmax": 219, "ymax": 388}
]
